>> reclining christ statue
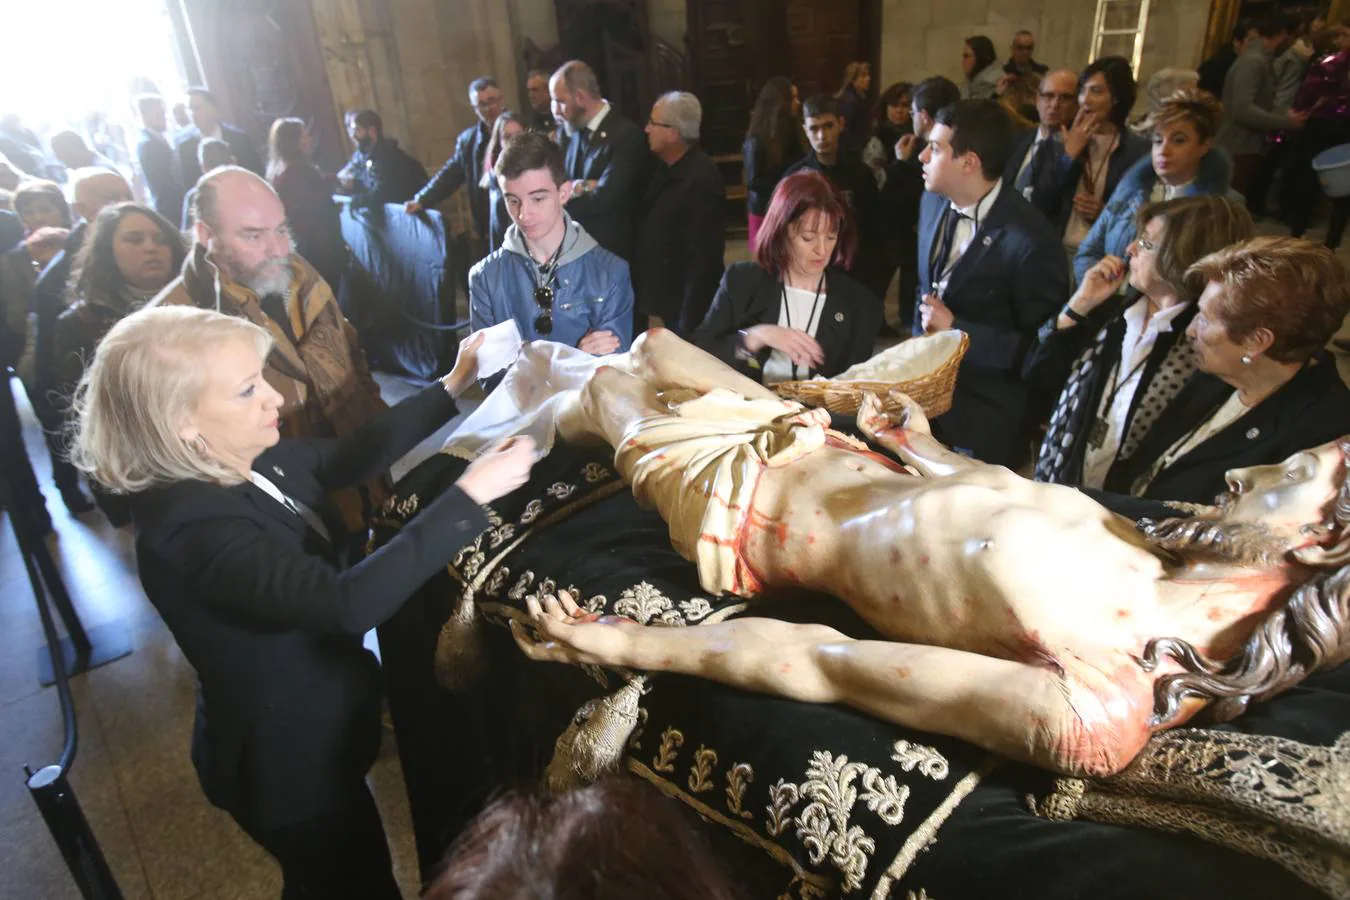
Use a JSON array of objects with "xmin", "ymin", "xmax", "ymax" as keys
[{"xmin": 449, "ymin": 329, "xmax": 1350, "ymax": 779}]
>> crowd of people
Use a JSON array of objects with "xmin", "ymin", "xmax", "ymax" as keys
[{"xmin": 2, "ymin": 20, "xmax": 1350, "ymax": 899}]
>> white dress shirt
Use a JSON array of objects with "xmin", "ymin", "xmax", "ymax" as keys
[
  {"xmin": 1015, "ymin": 128, "xmax": 1052, "ymax": 199},
  {"xmin": 1080, "ymin": 298, "xmax": 1191, "ymax": 488},
  {"xmin": 249, "ymin": 471, "xmax": 332, "ymax": 543},
  {"xmin": 764, "ymin": 284, "xmax": 827, "ymax": 385},
  {"xmin": 934, "ymin": 179, "xmax": 1002, "ymax": 296}
]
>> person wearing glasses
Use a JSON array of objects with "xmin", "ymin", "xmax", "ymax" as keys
[
  {"xmin": 469, "ymin": 130, "xmax": 633, "ymax": 356},
  {"xmin": 1002, "ymin": 69, "xmax": 1078, "ymax": 205},
  {"xmin": 1004, "ymin": 30, "xmax": 1048, "ymax": 78},
  {"xmin": 1074, "ymin": 89, "xmax": 1232, "ymax": 284},
  {"xmin": 406, "ymin": 76, "xmax": 504, "ymax": 257},
  {"xmin": 1025, "ymin": 195, "xmax": 1253, "ymax": 492},
  {"xmin": 633, "ymin": 92, "xmax": 726, "ymax": 336}
]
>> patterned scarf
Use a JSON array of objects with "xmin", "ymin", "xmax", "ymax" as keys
[
  {"xmin": 1035, "ymin": 304, "xmax": 1197, "ymax": 485},
  {"xmin": 153, "ymin": 244, "xmax": 390, "ymax": 529}
]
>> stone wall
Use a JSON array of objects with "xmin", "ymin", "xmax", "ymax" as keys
[{"xmin": 877, "ymin": 0, "xmax": 1213, "ymax": 110}]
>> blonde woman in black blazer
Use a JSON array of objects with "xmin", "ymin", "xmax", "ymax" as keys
[
  {"xmin": 693, "ymin": 171, "xmax": 881, "ymax": 383},
  {"xmin": 70, "ymin": 306, "xmax": 534, "ymax": 899}
]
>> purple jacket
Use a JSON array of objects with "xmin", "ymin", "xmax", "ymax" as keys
[{"xmin": 1292, "ymin": 50, "xmax": 1350, "ymax": 119}]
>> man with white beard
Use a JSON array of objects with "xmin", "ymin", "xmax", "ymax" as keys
[{"xmin": 149, "ymin": 166, "xmax": 388, "ymax": 533}]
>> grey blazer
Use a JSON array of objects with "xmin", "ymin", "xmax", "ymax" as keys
[{"xmin": 1216, "ymin": 46, "xmax": 1288, "ymax": 156}]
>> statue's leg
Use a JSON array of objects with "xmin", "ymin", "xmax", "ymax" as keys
[
  {"xmin": 617, "ymin": 328, "xmax": 780, "ymax": 401},
  {"xmin": 564, "ymin": 364, "xmax": 666, "ymax": 449}
]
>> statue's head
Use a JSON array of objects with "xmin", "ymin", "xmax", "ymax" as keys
[
  {"xmin": 1143, "ymin": 437, "xmax": 1350, "ymax": 725},
  {"xmin": 1144, "ymin": 437, "xmax": 1350, "ymax": 570}
]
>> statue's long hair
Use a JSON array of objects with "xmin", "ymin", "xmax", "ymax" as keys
[{"xmin": 1141, "ymin": 438, "xmax": 1350, "ymax": 726}]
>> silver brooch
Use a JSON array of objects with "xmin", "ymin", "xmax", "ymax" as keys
[
  {"xmin": 1245, "ymin": 427, "xmax": 1260, "ymax": 440},
  {"xmin": 834, "ymin": 312, "xmax": 845, "ymax": 322},
  {"xmin": 273, "ymin": 466, "xmax": 285, "ymax": 477},
  {"xmin": 981, "ymin": 235, "xmax": 992, "ymax": 246}
]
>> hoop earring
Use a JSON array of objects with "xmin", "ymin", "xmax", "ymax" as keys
[{"xmin": 186, "ymin": 434, "xmax": 208, "ymax": 456}]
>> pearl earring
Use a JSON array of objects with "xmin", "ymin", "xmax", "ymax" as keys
[{"xmin": 1240, "ymin": 354, "xmax": 1252, "ymax": 365}]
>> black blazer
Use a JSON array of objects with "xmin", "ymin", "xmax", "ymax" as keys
[
  {"xmin": 562, "ymin": 109, "xmax": 650, "ymax": 261},
  {"xmin": 633, "ymin": 146, "xmax": 727, "ymax": 332},
  {"xmin": 1105, "ymin": 353, "xmax": 1350, "ymax": 504},
  {"xmin": 915, "ymin": 186, "xmax": 1068, "ymax": 466},
  {"xmin": 1035, "ymin": 130, "xmax": 1150, "ymax": 234},
  {"xmin": 136, "ymin": 128, "xmax": 183, "ymax": 225},
  {"xmin": 743, "ymin": 132, "xmax": 803, "ymax": 217},
  {"xmin": 174, "ymin": 123, "xmax": 264, "ymax": 184},
  {"xmin": 692, "ymin": 261, "xmax": 881, "ymax": 382},
  {"xmin": 1002, "ymin": 129, "xmax": 1063, "ymax": 210},
  {"xmin": 414, "ymin": 121, "xmax": 490, "ymax": 236},
  {"xmin": 132, "ymin": 384, "xmax": 487, "ymax": 831},
  {"xmin": 347, "ymin": 137, "xmax": 429, "ymax": 210}
]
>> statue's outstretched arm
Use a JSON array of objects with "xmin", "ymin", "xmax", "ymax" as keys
[
  {"xmin": 514, "ymin": 592, "xmax": 1154, "ymax": 778},
  {"xmin": 856, "ymin": 392, "xmax": 981, "ymax": 478}
]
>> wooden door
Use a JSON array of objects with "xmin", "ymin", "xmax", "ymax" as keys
[
  {"xmin": 784, "ymin": 0, "xmax": 863, "ymax": 100},
  {"xmin": 687, "ymin": 0, "xmax": 754, "ymax": 157}
]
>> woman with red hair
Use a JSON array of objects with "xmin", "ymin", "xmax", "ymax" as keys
[{"xmin": 692, "ymin": 170, "xmax": 880, "ymax": 384}]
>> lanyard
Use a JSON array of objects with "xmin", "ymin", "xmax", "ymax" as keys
[{"xmin": 781, "ymin": 271, "xmax": 827, "ymax": 380}]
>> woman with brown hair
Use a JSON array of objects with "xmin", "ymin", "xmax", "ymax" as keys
[
  {"xmin": 267, "ymin": 117, "xmax": 346, "ymax": 290},
  {"xmin": 1028, "ymin": 194, "xmax": 1254, "ymax": 491},
  {"xmin": 1105, "ymin": 235, "xmax": 1350, "ymax": 503},
  {"xmin": 425, "ymin": 777, "xmax": 747, "ymax": 899},
  {"xmin": 742, "ymin": 77, "xmax": 802, "ymax": 250},
  {"xmin": 834, "ymin": 60, "xmax": 873, "ymax": 153},
  {"xmin": 477, "ymin": 110, "xmax": 525, "ymax": 253}
]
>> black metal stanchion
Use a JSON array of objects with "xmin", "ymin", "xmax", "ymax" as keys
[{"xmin": 3, "ymin": 375, "xmax": 124, "ymax": 898}]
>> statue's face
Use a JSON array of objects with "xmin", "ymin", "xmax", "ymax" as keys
[{"xmin": 1218, "ymin": 440, "xmax": 1346, "ymax": 544}]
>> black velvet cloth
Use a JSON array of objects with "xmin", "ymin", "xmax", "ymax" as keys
[{"xmin": 373, "ymin": 443, "xmax": 1341, "ymax": 898}]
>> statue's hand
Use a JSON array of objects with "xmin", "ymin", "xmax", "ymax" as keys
[
  {"xmin": 856, "ymin": 392, "xmax": 894, "ymax": 441},
  {"xmin": 511, "ymin": 590, "xmax": 637, "ymax": 668},
  {"xmin": 888, "ymin": 389, "xmax": 931, "ymax": 436}
]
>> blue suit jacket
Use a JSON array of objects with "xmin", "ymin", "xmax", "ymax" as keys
[{"xmin": 915, "ymin": 185, "xmax": 1069, "ymax": 466}]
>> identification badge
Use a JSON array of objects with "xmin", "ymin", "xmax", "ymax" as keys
[{"xmin": 1087, "ymin": 417, "xmax": 1109, "ymax": 450}]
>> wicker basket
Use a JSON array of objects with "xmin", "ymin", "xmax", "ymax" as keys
[{"xmin": 773, "ymin": 331, "xmax": 968, "ymax": 418}]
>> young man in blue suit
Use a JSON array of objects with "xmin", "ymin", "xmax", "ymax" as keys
[{"xmin": 916, "ymin": 99, "xmax": 1069, "ymax": 468}]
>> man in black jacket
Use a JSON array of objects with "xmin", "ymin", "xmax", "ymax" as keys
[
  {"xmin": 174, "ymin": 87, "xmax": 264, "ymax": 182},
  {"xmin": 134, "ymin": 93, "xmax": 184, "ymax": 224},
  {"xmin": 915, "ymin": 100, "xmax": 1068, "ymax": 468},
  {"xmin": 1002, "ymin": 68, "xmax": 1078, "ymax": 207},
  {"xmin": 784, "ymin": 95, "xmax": 883, "ymax": 300},
  {"xmin": 339, "ymin": 109, "xmax": 428, "ymax": 209},
  {"xmin": 633, "ymin": 91, "xmax": 725, "ymax": 335},
  {"xmin": 551, "ymin": 60, "xmax": 650, "ymax": 261},
  {"xmin": 406, "ymin": 76, "xmax": 502, "ymax": 244}
]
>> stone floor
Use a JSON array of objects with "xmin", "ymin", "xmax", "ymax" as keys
[{"xmin": 1, "ymin": 221, "xmax": 1341, "ymax": 899}]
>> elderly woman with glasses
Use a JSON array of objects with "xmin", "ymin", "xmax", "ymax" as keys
[
  {"xmin": 69, "ymin": 306, "xmax": 535, "ymax": 898},
  {"xmin": 1027, "ymin": 194, "xmax": 1254, "ymax": 492}
]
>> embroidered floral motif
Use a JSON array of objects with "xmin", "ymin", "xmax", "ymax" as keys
[
  {"xmin": 653, "ymin": 727, "xmax": 684, "ymax": 773},
  {"xmin": 766, "ymin": 778, "xmax": 801, "ymax": 837},
  {"xmin": 461, "ymin": 551, "xmax": 486, "ymax": 580},
  {"xmin": 487, "ymin": 522, "xmax": 516, "ymax": 548},
  {"xmin": 726, "ymin": 763, "xmax": 755, "ymax": 819},
  {"xmin": 905, "ymin": 891, "xmax": 933, "ymax": 900},
  {"xmin": 861, "ymin": 769, "xmax": 910, "ymax": 826},
  {"xmin": 453, "ymin": 535, "xmax": 484, "ymax": 570},
  {"xmin": 520, "ymin": 499, "xmax": 545, "ymax": 524},
  {"xmin": 385, "ymin": 493, "xmax": 419, "ymax": 519},
  {"xmin": 657, "ymin": 607, "xmax": 687, "ymax": 626},
  {"xmin": 547, "ymin": 482, "xmax": 576, "ymax": 500},
  {"xmin": 484, "ymin": 507, "xmax": 503, "ymax": 528},
  {"xmin": 584, "ymin": 594, "xmax": 608, "ymax": 614},
  {"xmin": 615, "ymin": 582, "xmax": 673, "ymax": 624},
  {"xmin": 689, "ymin": 745, "xmax": 718, "ymax": 793},
  {"xmin": 892, "ymin": 741, "xmax": 950, "ymax": 781},
  {"xmin": 582, "ymin": 462, "xmax": 611, "ymax": 483},
  {"xmin": 679, "ymin": 598, "xmax": 713, "ymax": 622},
  {"xmin": 795, "ymin": 752, "xmax": 877, "ymax": 893},
  {"xmin": 507, "ymin": 571, "xmax": 536, "ymax": 601},
  {"xmin": 484, "ymin": 567, "xmax": 511, "ymax": 598}
]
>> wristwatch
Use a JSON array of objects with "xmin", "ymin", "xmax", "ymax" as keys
[{"xmin": 1061, "ymin": 304, "xmax": 1087, "ymax": 325}]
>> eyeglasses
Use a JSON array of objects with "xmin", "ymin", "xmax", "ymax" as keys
[
  {"xmin": 1135, "ymin": 237, "xmax": 1157, "ymax": 252},
  {"xmin": 533, "ymin": 284, "xmax": 554, "ymax": 335}
]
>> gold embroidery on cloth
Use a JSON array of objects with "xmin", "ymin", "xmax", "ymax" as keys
[
  {"xmin": 582, "ymin": 461, "xmax": 611, "ymax": 483},
  {"xmin": 584, "ymin": 594, "xmax": 609, "ymax": 614},
  {"xmin": 680, "ymin": 597, "xmax": 714, "ymax": 622},
  {"xmin": 628, "ymin": 758, "xmax": 835, "ymax": 894},
  {"xmin": 547, "ymin": 481, "xmax": 576, "ymax": 500},
  {"xmin": 690, "ymin": 745, "xmax": 719, "ymax": 793},
  {"xmin": 861, "ymin": 770, "xmax": 910, "ymax": 826},
  {"xmin": 543, "ymin": 677, "xmax": 648, "ymax": 792},
  {"xmin": 1030, "ymin": 729, "xmax": 1350, "ymax": 899},
  {"xmin": 891, "ymin": 741, "xmax": 950, "ymax": 781},
  {"xmin": 520, "ymin": 499, "xmax": 545, "ymax": 523},
  {"xmin": 767, "ymin": 778, "xmax": 801, "ymax": 837},
  {"xmin": 654, "ymin": 727, "xmax": 684, "ymax": 773},
  {"xmin": 726, "ymin": 763, "xmax": 755, "ymax": 819},
  {"xmin": 615, "ymin": 582, "xmax": 673, "ymax": 624},
  {"xmin": 795, "ymin": 752, "xmax": 877, "ymax": 893}
]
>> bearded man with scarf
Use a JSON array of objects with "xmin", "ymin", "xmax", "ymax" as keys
[{"xmin": 149, "ymin": 166, "xmax": 388, "ymax": 537}]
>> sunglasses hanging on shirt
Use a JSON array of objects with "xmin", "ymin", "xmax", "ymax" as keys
[{"xmin": 524, "ymin": 232, "xmax": 568, "ymax": 337}]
